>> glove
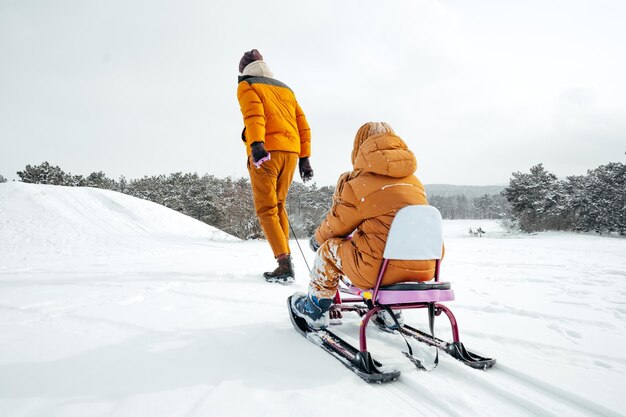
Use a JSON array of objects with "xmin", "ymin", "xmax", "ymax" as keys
[
  {"xmin": 309, "ymin": 235, "xmax": 321, "ymax": 252},
  {"xmin": 250, "ymin": 142, "xmax": 270, "ymax": 168},
  {"xmin": 299, "ymin": 157, "xmax": 314, "ymax": 182}
]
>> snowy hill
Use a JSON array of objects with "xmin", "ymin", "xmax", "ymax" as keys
[
  {"xmin": 1, "ymin": 182, "xmax": 625, "ymax": 417},
  {"xmin": 0, "ymin": 182, "xmax": 236, "ymax": 252}
]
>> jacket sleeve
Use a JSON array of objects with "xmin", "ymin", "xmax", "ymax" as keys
[
  {"xmin": 237, "ymin": 82, "xmax": 266, "ymax": 143},
  {"xmin": 295, "ymin": 101, "xmax": 311, "ymax": 158},
  {"xmin": 315, "ymin": 173, "xmax": 362, "ymax": 244}
]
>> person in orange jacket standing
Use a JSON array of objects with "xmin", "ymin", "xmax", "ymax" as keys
[
  {"xmin": 237, "ymin": 49, "xmax": 314, "ymax": 284},
  {"xmin": 291, "ymin": 122, "xmax": 437, "ymax": 328}
]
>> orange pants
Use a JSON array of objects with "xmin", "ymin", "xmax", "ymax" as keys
[{"xmin": 247, "ymin": 151, "xmax": 298, "ymax": 257}]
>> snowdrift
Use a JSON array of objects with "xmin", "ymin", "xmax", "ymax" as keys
[{"xmin": 0, "ymin": 182, "xmax": 237, "ymax": 261}]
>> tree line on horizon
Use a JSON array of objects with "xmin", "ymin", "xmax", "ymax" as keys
[
  {"xmin": 6, "ymin": 162, "xmax": 512, "ymax": 239},
  {"xmin": 502, "ymin": 161, "xmax": 625, "ymax": 235},
  {"xmin": 7, "ymin": 159, "xmax": 624, "ymax": 237}
]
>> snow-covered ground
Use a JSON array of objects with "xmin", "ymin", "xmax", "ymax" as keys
[{"xmin": 1, "ymin": 182, "xmax": 625, "ymax": 417}]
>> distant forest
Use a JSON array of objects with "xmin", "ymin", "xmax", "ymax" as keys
[
  {"xmin": 6, "ymin": 158, "xmax": 624, "ymax": 237},
  {"xmin": 6, "ymin": 162, "xmax": 508, "ymax": 239},
  {"xmin": 502, "ymin": 162, "xmax": 625, "ymax": 235}
]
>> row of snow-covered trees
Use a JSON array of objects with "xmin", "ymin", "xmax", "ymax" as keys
[
  {"xmin": 11, "ymin": 161, "xmax": 510, "ymax": 238},
  {"xmin": 13, "ymin": 162, "xmax": 334, "ymax": 239},
  {"xmin": 502, "ymin": 162, "xmax": 626, "ymax": 234},
  {"xmin": 428, "ymin": 194, "xmax": 510, "ymax": 220},
  {"xmin": 119, "ymin": 172, "xmax": 335, "ymax": 239},
  {"xmin": 10, "ymin": 160, "xmax": 625, "ymax": 235}
]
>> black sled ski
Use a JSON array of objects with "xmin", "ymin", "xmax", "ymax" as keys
[
  {"xmin": 287, "ymin": 296, "xmax": 400, "ymax": 383},
  {"xmin": 399, "ymin": 324, "xmax": 496, "ymax": 370}
]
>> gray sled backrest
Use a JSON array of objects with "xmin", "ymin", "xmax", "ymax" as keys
[{"xmin": 383, "ymin": 205, "xmax": 443, "ymax": 261}]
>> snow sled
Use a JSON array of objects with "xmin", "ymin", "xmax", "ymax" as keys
[{"xmin": 288, "ymin": 205, "xmax": 496, "ymax": 383}]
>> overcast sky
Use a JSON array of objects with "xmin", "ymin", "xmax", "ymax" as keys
[{"xmin": 1, "ymin": 0, "xmax": 624, "ymax": 186}]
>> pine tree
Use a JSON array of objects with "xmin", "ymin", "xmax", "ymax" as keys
[
  {"xmin": 584, "ymin": 162, "xmax": 626, "ymax": 234},
  {"xmin": 561, "ymin": 175, "xmax": 590, "ymax": 231},
  {"xmin": 83, "ymin": 171, "xmax": 118, "ymax": 190},
  {"xmin": 17, "ymin": 162, "xmax": 73, "ymax": 185},
  {"xmin": 126, "ymin": 175, "xmax": 167, "ymax": 205},
  {"xmin": 502, "ymin": 163, "xmax": 563, "ymax": 232},
  {"xmin": 119, "ymin": 176, "xmax": 128, "ymax": 193}
]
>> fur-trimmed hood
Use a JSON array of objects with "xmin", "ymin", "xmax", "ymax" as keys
[
  {"xmin": 241, "ymin": 60, "xmax": 274, "ymax": 78},
  {"xmin": 351, "ymin": 123, "xmax": 417, "ymax": 178}
]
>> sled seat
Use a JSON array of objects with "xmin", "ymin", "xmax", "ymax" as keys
[
  {"xmin": 346, "ymin": 282, "xmax": 454, "ymax": 304},
  {"xmin": 345, "ymin": 204, "xmax": 450, "ymax": 306}
]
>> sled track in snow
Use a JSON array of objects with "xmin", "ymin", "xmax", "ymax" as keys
[
  {"xmin": 383, "ymin": 380, "xmax": 461, "ymax": 417},
  {"xmin": 492, "ymin": 364, "xmax": 623, "ymax": 417},
  {"xmin": 381, "ymin": 359, "xmax": 623, "ymax": 417}
]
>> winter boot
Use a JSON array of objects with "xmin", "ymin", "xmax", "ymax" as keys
[
  {"xmin": 291, "ymin": 292, "xmax": 333, "ymax": 329},
  {"xmin": 373, "ymin": 309, "xmax": 404, "ymax": 332},
  {"xmin": 264, "ymin": 255, "xmax": 295, "ymax": 284}
]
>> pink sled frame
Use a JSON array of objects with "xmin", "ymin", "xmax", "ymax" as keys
[{"xmin": 332, "ymin": 205, "xmax": 462, "ymax": 352}]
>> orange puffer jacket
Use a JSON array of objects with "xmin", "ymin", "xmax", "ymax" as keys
[
  {"xmin": 237, "ymin": 75, "xmax": 311, "ymax": 158},
  {"xmin": 314, "ymin": 130, "xmax": 437, "ymax": 289}
]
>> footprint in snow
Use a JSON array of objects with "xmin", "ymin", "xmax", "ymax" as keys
[
  {"xmin": 564, "ymin": 329, "xmax": 582, "ymax": 339},
  {"xmin": 593, "ymin": 360, "xmax": 612, "ymax": 369},
  {"xmin": 548, "ymin": 323, "xmax": 582, "ymax": 341}
]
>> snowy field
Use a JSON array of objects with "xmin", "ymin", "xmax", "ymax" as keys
[{"xmin": 1, "ymin": 182, "xmax": 625, "ymax": 417}]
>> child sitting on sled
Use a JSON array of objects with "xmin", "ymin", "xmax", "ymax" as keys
[{"xmin": 291, "ymin": 122, "xmax": 440, "ymax": 329}]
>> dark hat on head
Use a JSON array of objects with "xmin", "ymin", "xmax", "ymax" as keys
[{"xmin": 239, "ymin": 49, "xmax": 264, "ymax": 73}]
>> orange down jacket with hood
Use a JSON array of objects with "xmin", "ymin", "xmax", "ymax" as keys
[
  {"xmin": 313, "ymin": 123, "xmax": 438, "ymax": 289},
  {"xmin": 237, "ymin": 62, "xmax": 311, "ymax": 158}
]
